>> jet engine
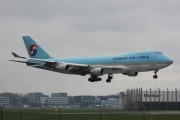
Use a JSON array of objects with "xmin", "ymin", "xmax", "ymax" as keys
[
  {"xmin": 55, "ymin": 64, "xmax": 69, "ymax": 71},
  {"xmin": 90, "ymin": 68, "xmax": 104, "ymax": 76},
  {"xmin": 123, "ymin": 72, "xmax": 138, "ymax": 76}
]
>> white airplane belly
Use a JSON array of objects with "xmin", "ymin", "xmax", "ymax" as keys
[{"xmin": 125, "ymin": 63, "xmax": 170, "ymax": 72}]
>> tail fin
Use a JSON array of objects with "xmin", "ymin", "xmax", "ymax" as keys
[{"xmin": 22, "ymin": 36, "xmax": 51, "ymax": 59}]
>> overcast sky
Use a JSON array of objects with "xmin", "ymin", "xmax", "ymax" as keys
[{"xmin": 0, "ymin": 0, "xmax": 180, "ymax": 96}]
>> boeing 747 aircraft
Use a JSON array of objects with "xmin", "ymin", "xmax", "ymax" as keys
[{"xmin": 10, "ymin": 36, "xmax": 173, "ymax": 83}]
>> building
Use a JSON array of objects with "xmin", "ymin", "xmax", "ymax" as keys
[
  {"xmin": 101, "ymin": 100, "xmax": 119, "ymax": 107},
  {"xmin": 74, "ymin": 95, "xmax": 93, "ymax": 107},
  {"xmin": 16, "ymin": 97, "xmax": 22, "ymax": 107},
  {"xmin": 124, "ymin": 88, "xmax": 180, "ymax": 110},
  {"xmin": 41, "ymin": 97, "xmax": 68, "ymax": 107},
  {"xmin": 97, "ymin": 95, "xmax": 120, "ymax": 107},
  {"xmin": 119, "ymin": 92, "xmax": 127, "ymax": 109},
  {"xmin": 142, "ymin": 88, "xmax": 180, "ymax": 110},
  {"xmin": 41, "ymin": 92, "xmax": 68, "ymax": 107},
  {"xmin": 28, "ymin": 92, "xmax": 43, "ymax": 107},
  {"xmin": 0, "ymin": 97, "xmax": 9, "ymax": 107},
  {"xmin": 86, "ymin": 95, "xmax": 120, "ymax": 108},
  {"xmin": 68, "ymin": 96, "xmax": 74, "ymax": 105},
  {"xmin": 51, "ymin": 93, "xmax": 67, "ymax": 97}
]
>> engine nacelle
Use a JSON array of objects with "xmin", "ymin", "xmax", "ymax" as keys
[
  {"xmin": 90, "ymin": 68, "xmax": 104, "ymax": 76},
  {"xmin": 123, "ymin": 72, "xmax": 138, "ymax": 76},
  {"xmin": 55, "ymin": 64, "xmax": 69, "ymax": 71}
]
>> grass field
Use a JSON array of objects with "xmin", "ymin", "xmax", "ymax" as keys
[{"xmin": 1, "ymin": 108, "xmax": 180, "ymax": 120}]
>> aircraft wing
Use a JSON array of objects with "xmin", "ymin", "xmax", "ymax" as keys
[{"xmin": 10, "ymin": 52, "xmax": 128, "ymax": 75}]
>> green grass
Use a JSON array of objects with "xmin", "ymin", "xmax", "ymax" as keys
[{"xmin": 1, "ymin": 108, "xmax": 180, "ymax": 120}]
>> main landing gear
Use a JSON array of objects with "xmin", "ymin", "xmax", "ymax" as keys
[
  {"xmin": 106, "ymin": 74, "xmax": 113, "ymax": 83},
  {"xmin": 153, "ymin": 70, "xmax": 158, "ymax": 79},
  {"xmin": 88, "ymin": 76, "xmax": 102, "ymax": 82},
  {"xmin": 88, "ymin": 74, "xmax": 113, "ymax": 83}
]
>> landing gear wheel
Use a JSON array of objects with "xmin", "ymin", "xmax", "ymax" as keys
[
  {"xmin": 88, "ymin": 75, "xmax": 102, "ymax": 82},
  {"xmin": 153, "ymin": 75, "xmax": 158, "ymax": 79},
  {"xmin": 88, "ymin": 78, "xmax": 94, "ymax": 82},
  {"xmin": 108, "ymin": 76, "xmax": 113, "ymax": 79},
  {"xmin": 97, "ymin": 78, "xmax": 102, "ymax": 81},
  {"xmin": 153, "ymin": 70, "xmax": 158, "ymax": 79},
  {"xmin": 106, "ymin": 79, "xmax": 111, "ymax": 83}
]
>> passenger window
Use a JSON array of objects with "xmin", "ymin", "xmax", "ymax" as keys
[{"xmin": 156, "ymin": 52, "xmax": 162, "ymax": 54}]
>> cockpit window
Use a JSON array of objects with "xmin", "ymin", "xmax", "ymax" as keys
[{"xmin": 156, "ymin": 52, "xmax": 162, "ymax": 54}]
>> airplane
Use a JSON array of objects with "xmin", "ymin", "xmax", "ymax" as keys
[{"xmin": 10, "ymin": 36, "xmax": 173, "ymax": 83}]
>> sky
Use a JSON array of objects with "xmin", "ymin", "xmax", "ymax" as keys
[{"xmin": 0, "ymin": 0, "xmax": 180, "ymax": 96}]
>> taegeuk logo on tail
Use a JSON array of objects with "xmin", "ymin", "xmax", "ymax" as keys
[{"xmin": 29, "ymin": 44, "xmax": 38, "ymax": 56}]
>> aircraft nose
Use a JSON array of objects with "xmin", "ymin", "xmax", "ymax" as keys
[{"xmin": 166, "ymin": 57, "xmax": 173, "ymax": 65}]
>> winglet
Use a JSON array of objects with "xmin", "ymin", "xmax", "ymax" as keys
[{"xmin": 11, "ymin": 52, "xmax": 26, "ymax": 59}]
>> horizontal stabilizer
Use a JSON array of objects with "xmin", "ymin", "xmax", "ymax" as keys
[
  {"xmin": 11, "ymin": 52, "xmax": 26, "ymax": 59},
  {"xmin": 9, "ymin": 60, "xmax": 38, "ymax": 66},
  {"xmin": 9, "ymin": 60, "xmax": 28, "ymax": 63},
  {"xmin": 11, "ymin": 52, "xmax": 56, "ymax": 63}
]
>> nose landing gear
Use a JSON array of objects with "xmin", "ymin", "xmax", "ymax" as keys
[{"xmin": 153, "ymin": 70, "xmax": 158, "ymax": 79}]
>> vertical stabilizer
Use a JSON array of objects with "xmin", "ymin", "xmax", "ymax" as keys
[{"xmin": 22, "ymin": 36, "xmax": 51, "ymax": 59}]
